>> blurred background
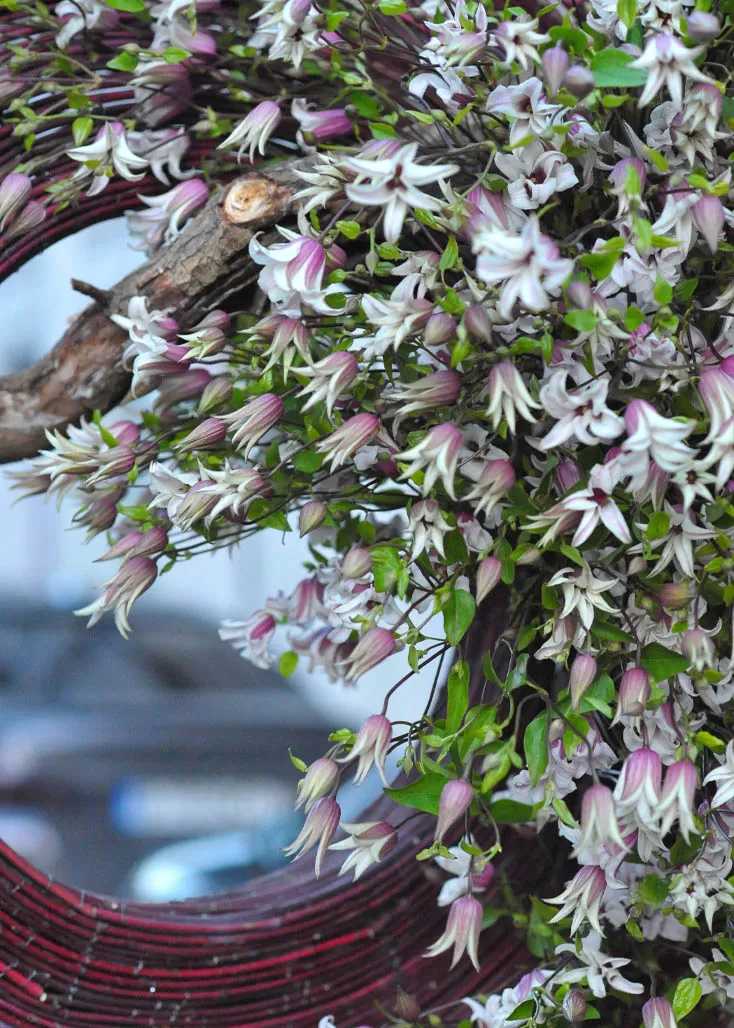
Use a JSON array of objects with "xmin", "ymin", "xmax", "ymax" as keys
[{"xmin": 0, "ymin": 220, "xmax": 434, "ymax": 902}]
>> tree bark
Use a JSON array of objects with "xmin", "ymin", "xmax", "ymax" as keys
[{"xmin": 0, "ymin": 160, "xmax": 312, "ymax": 464}]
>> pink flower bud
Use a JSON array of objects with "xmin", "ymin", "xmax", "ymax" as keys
[
  {"xmin": 0, "ymin": 172, "xmax": 31, "ymax": 230},
  {"xmin": 615, "ymin": 748, "xmax": 662, "ymax": 815},
  {"xmin": 686, "ymin": 10, "xmax": 720, "ymax": 41},
  {"xmin": 299, "ymin": 499, "xmax": 328, "ymax": 537},
  {"xmin": 562, "ymin": 990, "xmax": 587, "ymax": 1023},
  {"xmin": 542, "ymin": 46, "xmax": 570, "ymax": 97},
  {"xmin": 291, "ymin": 99, "xmax": 353, "ymax": 140},
  {"xmin": 424, "ymin": 312, "xmax": 457, "ymax": 346},
  {"xmin": 295, "ymin": 757, "xmax": 339, "ymax": 811},
  {"xmin": 4, "ymin": 199, "xmax": 45, "ymax": 239},
  {"xmin": 192, "ymin": 309, "xmax": 230, "ymax": 333},
  {"xmin": 569, "ymin": 653, "xmax": 597, "ymax": 711},
  {"xmin": 435, "ymin": 779, "xmax": 474, "ymax": 843},
  {"xmin": 642, "ymin": 998, "xmax": 677, "ymax": 1028},
  {"xmin": 614, "ymin": 666, "xmax": 651, "ymax": 720},
  {"xmin": 155, "ymin": 370, "xmax": 213, "ymax": 410},
  {"xmin": 340, "ymin": 713, "xmax": 392, "ymax": 786},
  {"xmin": 341, "ymin": 546, "xmax": 372, "ymax": 579},
  {"xmin": 554, "ymin": 459, "xmax": 582, "ymax": 496},
  {"xmin": 693, "ymin": 194, "xmax": 725, "ymax": 253},
  {"xmin": 198, "ymin": 376, "xmax": 233, "ymax": 414},
  {"xmin": 563, "ymin": 65, "xmax": 595, "ymax": 97},
  {"xmin": 476, "ymin": 556, "xmax": 502, "ymax": 605},
  {"xmin": 393, "ymin": 990, "xmax": 422, "ymax": 1022},
  {"xmin": 566, "ymin": 279, "xmax": 594, "ymax": 310},
  {"xmin": 681, "ymin": 627, "xmax": 714, "ymax": 671},
  {"xmin": 610, "ymin": 156, "xmax": 646, "ymax": 194},
  {"xmin": 175, "ymin": 417, "xmax": 227, "ymax": 452},
  {"xmin": 224, "ymin": 393, "xmax": 284, "ymax": 456},
  {"xmin": 317, "ymin": 413, "xmax": 381, "ymax": 470},
  {"xmin": 342, "ymin": 626, "xmax": 396, "ymax": 683},
  {"xmin": 658, "ymin": 582, "xmax": 692, "ymax": 609},
  {"xmin": 463, "ymin": 305, "xmax": 493, "ymax": 343}
]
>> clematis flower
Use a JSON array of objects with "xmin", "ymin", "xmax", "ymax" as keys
[
  {"xmin": 548, "ymin": 564, "xmax": 617, "ymax": 630},
  {"xmin": 222, "ymin": 393, "xmax": 284, "ymax": 457},
  {"xmin": 344, "ymin": 142, "xmax": 458, "ymax": 244},
  {"xmin": 547, "ymin": 865, "xmax": 606, "ymax": 935},
  {"xmin": 68, "ymin": 122, "xmax": 149, "ymax": 196},
  {"xmin": 357, "ymin": 274, "xmax": 433, "ymax": 358},
  {"xmin": 642, "ymin": 998, "xmax": 678, "ymax": 1028},
  {"xmin": 329, "ymin": 820, "xmax": 398, "ymax": 880},
  {"xmin": 539, "ymin": 374, "xmax": 624, "ymax": 450},
  {"xmin": 284, "ymin": 796, "xmax": 341, "ymax": 877},
  {"xmin": 494, "ymin": 143, "xmax": 578, "ymax": 211},
  {"xmin": 630, "ymin": 34, "xmax": 710, "ymax": 110},
  {"xmin": 126, "ymin": 179, "xmax": 208, "ymax": 253},
  {"xmin": 55, "ymin": 0, "xmax": 118, "ymax": 47},
  {"xmin": 658, "ymin": 760, "xmax": 698, "ymax": 840},
  {"xmin": 338, "ymin": 714, "xmax": 392, "ymax": 786},
  {"xmin": 219, "ymin": 611, "xmax": 277, "ymax": 668},
  {"xmin": 471, "ymin": 216, "xmax": 573, "ymax": 319},
  {"xmin": 397, "ymin": 423, "xmax": 463, "ymax": 499},
  {"xmin": 408, "ymin": 500, "xmax": 452, "ymax": 562},
  {"xmin": 75, "ymin": 557, "xmax": 158, "ymax": 638},
  {"xmin": 317, "ymin": 413, "xmax": 381, "ymax": 469},
  {"xmin": 490, "ymin": 15, "xmax": 549, "ymax": 72},
  {"xmin": 295, "ymin": 758, "xmax": 339, "ymax": 812},
  {"xmin": 556, "ymin": 931, "xmax": 644, "ymax": 997},
  {"xmin": 297, "ymin": 351, "xmax": 359, "ymax": 418},
  {"xmin": 484, "ymin": 362, "xmax": 540, "ymax": 433},
  {"xmin": 217, "ymin": 101, "xmax": 282, "ymax": 162},
  {"xmin": 384, "ymin": 371, "xmax": 461, "ymax": 431},
  {"xmin": 424, "ymin": 894, "xmax": 482, "ymax": 970}
]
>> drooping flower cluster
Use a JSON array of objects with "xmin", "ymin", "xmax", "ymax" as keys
[{"xmin": 7, "ymin": 0, "xmax": 734, "ymax": 1022}]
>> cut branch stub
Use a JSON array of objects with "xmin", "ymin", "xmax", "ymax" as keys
[{"xmin": 0, "ymin": 160, "xmax": 310, "ymax": 464}]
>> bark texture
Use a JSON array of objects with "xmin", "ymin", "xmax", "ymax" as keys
[{"xmin": 0, "ymin": 161, "xmax": 310, "ymax": 464}]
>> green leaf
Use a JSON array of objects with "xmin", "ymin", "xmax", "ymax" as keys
[
  {"xmin": 616, "ymin": 0, "xmax": 637, "ymax": 28},
  {"xmin": 490, "ymin": 799, "xmax": 534, "ymax": 824},
  {"xmin": 443, "ymin": 589, "xmax": 476, "ymax": 647},
  {"xmin": 646, "ymin": 511, "xmax": 670, "ymax": 541},
  {"xmin": 590, "ymin": 620, "xmax": 634, "ymax": 643},
  {"xmin": 637, "ymin": 873, "xmax": 669, "ymax": 908},
  {"xmin": 446, "ymin": 660, "xmax": 469, "ymax": 735},
  {"xmin": 673, "ymin": 978, "xmax": 702, "ymax": 1020},
  {"xmin": 71, "ymin": 116, "xmax": 94, "ymax": 146},
  {"xmin": 385, "ymin": 770, "xmax": 448, "ymax": 814},
  {"xmin": 580, "ymin": 249, "xmax": 620, "ymax": 280},
  {"xmin": 443, "ymin": 529, "xmax": 469, "ymax": 566},
  {"xmin": 107, "ymin": 51, "xmax": 139, "ymax": 70},
  {"xmin": 507, "ymin": 1001, "xmax": 534, "ymax": 1021},
  {"xmin": 288, "ymin": 748, "xmax": 308, "ymax": 772},
  {"xmin": 161, "ymin": 46, "xmax": 190, "ymax": 63},
  {"xmin": 564, "ymin": 309, "xmax": 598, "ymax": 332},
  {"xmin": 292, "ymin": 449, "xmax": 324, "ymax": 473},
  {"xmin": 653, "ymin": 275, "xmax": 673, "ymax": 306},
  {"xmin": 279, "ymin": 651, "xmax": 298, "ymax": 677},
  {"xmin": 336, "ymin": 220, "xmax": 361, "ymax": 240},
  {"xmin": 695, "ymin": 730, "xmax": 727, "ymax": 755},
  {"xmin": 525, "ymin": 713, "xmax": 549, "ymax": 786},
  {"xmin": 640, "ymin": 642, "xmax": 690, "ymax": 682},
  {"xmin": 590, "ymin": 48, "xmax": 647, "ymax": 87},
  {"xmin": 439, "ymin": 235, "xmax": 459, "ymax": 272},
  {"xmin": 370, "ymin": 545, "xmax": 404, "ymax": 593},
  {"xmin": 104, "ymin": 0, "xmax": 145, "ymax": 9},
  {"xmin": 378, "ymin": 0, "xmax": 407, "ymax": 11}
]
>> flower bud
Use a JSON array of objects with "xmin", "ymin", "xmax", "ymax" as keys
[
  {"xmin": 542, "ymin": 46, "xmax": 570, "ymax": 97},
  {"xmin": 693, "ymin": 194, "xmax": 725, "ymax": 253},
  {"xmin": 4, "ymin": 199, "xmax": 45, "ymax": 238},
  {"xmin": 516, "ymin": 547, "xmax": 541, "ymax": 566},
  {"xmin": 296, "ymin": 757, "xmax": 339, "ymax": 811},
  {"xmin": 435, "ymin": 779, "xmax": 474, "ymax": 843},
  {"xmin": 424, "ymin": 894, "xmax": 482, "ymax": 971},
  {"xmin": 342, "ymin": 626, "xmax": 396, "ymax": 683},
  {"xmin": 566, "ymin": 279, "xmax": 594, "ymax": 310},
  {"xmin": 476, "ymin": 556, "xmax": 502, "ymax": 605},
  {"xmin": 299, "ymin": 499, "xmax": 327, "ymax": 537},
  {"xmin": 198, "ymin": 376, "xmax": 234, "ymax": 414},
  {"xmin": 575, "ymin": 784, "xmax": 626, "ymax": 855},
  {"xmin": 562, "ymin": 990, "xmax": 587, "ymax": 1023},
  {"xmin": 563, "ymin": 65, "xmax": 595, "ymax": 98},
  {"xmin": 284, "ymin": 795, "xmax": 341, "ymax": 877},
  {"xmin": 686, "ymin": 10, "xmax": 720, "ymax": 41},
  {"xmin": 659, "ymin": 760, "xmax": 697, "ymax": 840},
  {"xmin": 341, "ymin": 546, "xmax": 372, "ymax": 579},
  {"xmin": 175, "ymin": 417, "xmax": 227, "ymax": 452},
  {"xmin": 569, "ymin": 653, "xmax": 597, "ymax": 711},
  {"xmin": 554, "ymin": 459, "xmax": 582, "ymax": 496},
  {"xmin": 424, "ymin": 311, "xmax": 456, "ymax": 346},
  {"xmin": 393, "ymin": 989, "xmax": 421, "ymax": 1022},
  {"xmin": 0, "ymin": 172, "xmax": 31, "ymax": 230},
  {"xmin": 681, "ymin": 627, "xmax": 714, "ymax": 671},
  {"xmin": 613, "ymin": 666, "xmax": 651, "ymax": 721},
  {"xmin": 340, "ymin": 713, "xmax": 392, "ymax": 786},
  {"xmin": 642, "ymin": 997, "xmax": 678, "ymax": 1028},
  {"xmin": 658, "ymin": 582, "xmax": 692, "ymax": 609},
  {"xmin": 463, "ymin": 305, "xmax": 493, "ymax": 344}
]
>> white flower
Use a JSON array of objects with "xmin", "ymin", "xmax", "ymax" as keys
[
  {"xmin": 494, "ymin": 143, "xmax": 578, "ymax": 211},
  {"xmin": 217, "ymin": 101, "xmax": 282, "ymax": 162},
  {"xmin": 632, "ymin": 503, "xmax": 715, "ymax": 578},
  {"xmin": 464, "ymin": 970, "xmax": 552, "ymax": 1028},
  {"xmin": 630, "ymin": 33, "xmax": 710, "ymax": 109},
  {"xmin": 486, "ymin": 78, "xmax": 562, "ymax": 146},
  {"xmin": 357, "ymin": 274, "xmax": 433, "ymax": 357},
  {"xmin": 344, "ymin": 142, "xmax": 458, "ymax": 243},
  {"xmin": 55, "ymin": 0, "xmax": 118, "ymax": 47},
  {"xmin": 704, "ymin": 740, "xmax": 734, "ymax": 809},
  {"xmin": 472, "ymin": 216, "xmax": 572, "ymax": 319},
  {"xmin": 618, "ymin": 400, "xmax": 696, "ymax": 483},
  {"xmin": 490, "ymin": 16, "xmax": 549, "ymax": 72},
  {"xmin": 219, "ymin": 612, "xmax": 277, "ymax": 669},
  {"xmin": 548, "ymin": 565, "xmax": 617, "ymax": 631},
  {"xmin": 556, "ymin": 931, "xmax": 644, "ymax": 997},
  {"xmin": 67, "ymin": 122, "xmax": 149, "ymax": 196},
  {"xmin": 539, "ymin": 373, "xmax": 624, "ymax": 450}
]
